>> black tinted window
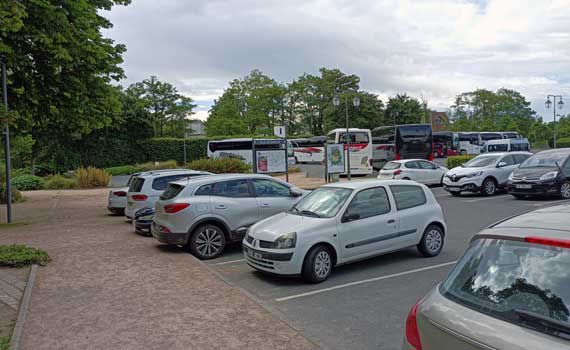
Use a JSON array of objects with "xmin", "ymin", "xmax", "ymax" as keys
[
  {"xmin": 441, "ymin": 238, "xmax": 570, "ymax": 341},
  {"xmin": 405, "ymin": 161, "xmax": 419, "ymax": 169},
  {"xmin": 195, "ymin": 184, "xmax": 212, "ymax": 196},
  {"xmin": 129, "ymin": 177, "xmax": 145, "ymax": 192},
  {"xmin": 152, "ymin": 174, "xmax": 190, "ymax": 191},
  {"xmin": 390, "ymin": 185, "xmax": 426, "ymax": 210},
  {"xmin": 418, "ymin": 161, "xmax": 435, "ymax": 170},
  {"xmin": 160, "ymin": 184, "xmax": 185, "ymax": 200},
  {"xmin": 212, "ymin": 180, "xmax": 251, "ymax": 197},
  {"xmin": 345, "ymin": 187, "xmax": 390, "ymax": 220},
  {"xmin": 513, "ymin": 154, "xmax": 530, "ymax": 164},
  {"xmin": 252, "ymin": 179, "xmax": 290, "ymax": 197}
]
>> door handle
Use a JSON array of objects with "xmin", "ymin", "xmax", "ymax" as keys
[
  {"xmin": 215, "ymin": 205, "xmax": 227, "ymax": 209},
  {"xmin": 387, "ymin": 219, "xmax": 396, "ymax": 224},
  {"xmin": 260, "ymin": 203, "xmax": 271, "ymax": 208}
]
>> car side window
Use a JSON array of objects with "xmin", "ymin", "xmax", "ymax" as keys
[
  {"xmin": 152, "ymin": 174, "xmax": 189, "ymax": 191},
  {"xmin": 195, "ymin": 184, "xmax": 213, "ymax": 196},
  {"xmin": 389, "ymin": 185, "xmax": 427, "ymax": 211},
  {"xmin": 252, "ymin": 179, "xmax": 290, "ymax": 197},
  {"xmin": 500, "ymin": 155, "xmax": 516, "ymax": 166},
  {"xmin": 405, "ymin": 161, "xmax": 418, "ymax": 169},
  {"xmin": 513, "ymin": 154, "xmax": 530, "ymax": 164},
  {"xmin": 212, "ymin": 180, "xmax": 251, "ymax": 198},
  {"xmin": 344, "ymin": 187, "xmax": 391, "ymax": 220},
  {"xmin": 418, "ymin": 161, "xmax": 435, "ymax": 170}
]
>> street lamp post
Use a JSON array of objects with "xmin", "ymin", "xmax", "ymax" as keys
[
  {"xmin": 333, "ymin": 92, "xmax": 360, "ymax": 180},
  {"xmin": 1, "ymin": 57, "xmax": 12, "ymax": 223},
  {"xmin": 546, "ymin": 95, "xmax": 564, "ymax": 149}
]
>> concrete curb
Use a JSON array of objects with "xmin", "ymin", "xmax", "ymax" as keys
[
  {"xmin": 199, "ymin": 257, "xmax": 326, "ymax": 350},
  {"xmin": 10, "ymin": 264, "xmax": 38, "ymax": 350}
]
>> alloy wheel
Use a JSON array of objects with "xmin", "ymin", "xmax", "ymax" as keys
[
  {"xmin": 195, "ymin": 228, "xmax": 223, "ymax": 257},
  {"xmin": 484, "ymin": 180, "xmax": 496, "ymax": 195},
  {"xmin": 426, "ymin": 229, "xmax": 443, "ymax": 254},
  {"xmin": 561, "ymin": 183, "xmax": 570, "ymax": 199},
  {"xmin": 314, "ymin": 251, "xmax": 331, "ymax": 278}
]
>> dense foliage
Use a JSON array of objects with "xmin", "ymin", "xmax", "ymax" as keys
[
  {"xmin": 140, "ymin": 138, "xmax": 208, "ymax": 164},
  {"xmin": 11, "ymin": 175, "xmax": 42, "ymax": 191},
  {"xmin": 0, "ymin": 245, "xmax": 50, "ymax": 267},
  {"xmin": 0, "ymin": 183, "xmax": 22, "ymax": 203},
  {"xmin": 105, "ymin": 165, "xmax": 143, "ymax": 176},
  {"xmin": 42, "ymin": 175, "xmax": 77, "ymax": 190},
  {"xmin": 75, "ymin": 167, "xmax": 111, "ymax": 188},
  {"xmin": 446, "ymin": 155, "xmax": 476, "ymax": 169},
  {"xmin": 186, "ymin": 158, "xmax": 252, "ymax": 174}
]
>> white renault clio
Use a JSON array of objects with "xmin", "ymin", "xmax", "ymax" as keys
[{"xmin": 243, "ymin": 180, "xmax": 446, "ymax": 283}]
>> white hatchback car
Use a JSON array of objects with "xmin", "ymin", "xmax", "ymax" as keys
[
  {"xmin": 443, "ymin": 152, "xmax": 532, "ymax": 196},
  {"xmin": 243, "ymin": 180, "xmax": 447, "ymax": 282},
  {"xmin": 107, "ymin": 173, "xmax": 140, "ymax": 215},
  {"xmin": 125, "ymin": 169, "xmax": 212, "ymax": 220},
  {"xmin": 378, "ymin": 160, "xmax": 448, "ymax": 185}
]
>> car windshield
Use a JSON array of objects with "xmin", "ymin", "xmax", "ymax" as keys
[
  {"xmin": 383, "ymin": 162, "xmax": 401, "ymax": 170},
  {"xmin": 462, "ymin": 155, "xmax": 500, "ymax": 168},
  {"xmin": 441, "ymin": 238, "xmax": 570, "ymax": 341},
  {"xmin": 520, "ymin": 151, "xmax": 569, "ymax": 168},
  {"xmin": 290, "ymin": 187, "xmax": 352, "ymax": 218}
]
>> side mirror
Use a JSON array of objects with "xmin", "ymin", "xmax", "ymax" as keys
[
  {"xmin": 497, "ymin": 161, "xmax": 507, "ymax": 168},
  {"xmin": 289, "ymin": 188, "xmax": 303, "ymax": 197},
  {"xmin": 342, "ymin": 212, "xmax": 360, "ymax": 223}
]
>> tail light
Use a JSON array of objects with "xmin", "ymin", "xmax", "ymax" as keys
[
  {"xmin": 164, "ymin": 203, "xmax": 190, "ymax": 214},
  {"xmin": 525, "ymin": 236, "xmax": 570, "ymax": 249},
  {"xmin": 131, "ymin": 194, "xmax": 148, "ymax": 201},
  {"xmin": 405, "ymin": 300, "xmax": 423, "ymax": 350},
  {"xmin": 394, "ymin": 169, "xmax": 402, "ymax": 176},
  {"xmin": 113, "ymin": 191, "xmax": 127, "ymax": 197},
  {"xmin": 160, "ymin": 226, "xmax": 171, "ymax": 234},
  {"xmin": 428, "ymin": 145, "xmax": 435, "ymax": 161}
]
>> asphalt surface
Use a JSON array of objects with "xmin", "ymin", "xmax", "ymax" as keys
[{"xmin": 206, "ymin": 186, "xmax": 566, "ymax": 350}]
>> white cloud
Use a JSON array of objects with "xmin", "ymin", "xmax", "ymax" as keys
[{"xmin": 103, "ymin": 0, "xmax": 570, "ymax": 122}]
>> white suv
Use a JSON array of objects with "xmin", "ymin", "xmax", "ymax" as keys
[
  {"xmin": 152, "ymin": 174, "xmax": 306, "ymax": 260},
  {"xmin": 243, "ymin": 180, "xmax": 446, "ymax": 282},
  {"xmin": 125, "ymin": 169, "xmax": 212, "ymax": 220},
  {"xmin": 443, "ymin": 152, "xmax": 532, "ymax": 196}
]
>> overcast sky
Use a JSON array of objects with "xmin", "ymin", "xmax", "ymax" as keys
[{"xmin": 103, "ymin": 0, "xmax": 570, "ymax": 121}]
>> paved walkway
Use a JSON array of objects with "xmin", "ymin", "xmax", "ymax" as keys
[
  {"xmin": 0, "ymin": 267, "xmax": 29, "ymax": 338},
  {"xmin": 0, "ymin": 190, "xmax": 316, "ymax": 350}
]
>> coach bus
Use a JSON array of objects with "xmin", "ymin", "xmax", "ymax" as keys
[
  {"xmin": 433, "ymin": 131, "xmax": 460, "ymax": 158},
  {"xmin": 290, "ymin": 136, "xmax": 326, "ymax": 163},
  {"xmin": 326, "ymin": 128, "xmax": 373, "ymax": 175},
  {"xmin": 207, "ymin": 138, "xmax": 295, "ymax": 168},
  {"xmin": 371, "ymin": 124, "xmax": 433, "ymax": 170}
]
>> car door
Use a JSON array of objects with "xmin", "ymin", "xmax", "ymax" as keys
[
  {"xmin": 210, "ymin": 179, "xmax": 259, "ymax": 231},
  {"xmin": 417, "ymin": 161, "xmax": 439, "ymax": 184},
  {"xmin": 251, "ymin": 179, "xmax": 299, "ymax": 218},
  {"xmin": 495, "ymin": 154, "xmax": 518, "ymax": 185},
  {"xmin": 403, "ymin": 161, "xmax": 422, "ymax": 182},
  {"xmin": 388, "ymin": 185, "xmax": 430, "ymax": 248},
  {"xmin": 338, "ymin": 186, "xmax": 399, "ymax": 260}
]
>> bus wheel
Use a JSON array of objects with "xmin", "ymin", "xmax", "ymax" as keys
[{"xmin": 460, "ymin": 150, "xmax": 467, "ymax": 156}]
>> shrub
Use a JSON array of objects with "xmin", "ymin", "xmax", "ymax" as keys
[
  {"xmin": 0, "ymin": 336, "xmax": 8, "ymax": 350},
  {"xmin": 0, "ymin": 183, "xmax": 22, "ymax": 204},
  {"xmin": 0, "ymin": 245, "xmax": 50, "ymax": 267},
  {"xmin": 11, "ymin": 175, "xmax": 43, "ymax": 191},
  {"xmin": 42, "ymin": 174, "xmax": 77, "ymax": 189},
  {"xmin": 288, "ymin": 166, "xmax": 302, "ymax": 173},
  {"xmin": 187, "ymin": 158, "xmax": 252, "ymax": 174},
  {"xmin": 12, "ymin": 168, "xmax": 32, "ymax": 178},
  {"xmin": 554, "ymin": 137, "xmax": 570, "ymax": 148},
  {"xmin": 75, "ymin": 167, "xmax": 111, "ymax": 188},
  {"xmin": 137, "ymin": 160, "xmax": 179, "ymax": 171},
  {"xmin": 446, "ymin": 155, "xmax": 476, "ymax": 169},
  {"xmin": 105, "ymin": 165, "xmax": 143, "ymax": 176}
]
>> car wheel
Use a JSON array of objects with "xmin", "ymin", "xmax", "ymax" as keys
[
  {"xmin": 302, "ymin": 245, "xmax": 333, "ymax": 283},
  {"xmin": 560, "ymin": 182, "xmax": 570, "ymax": 199},
  {"xmin": 417, "ymin": 225, "xmax": 444, "ymax": 257},
  {"xmin": 188, "ymin": 224, "xmax": 226, "ymax": 260},
  {"xmin": 481, "ymin": 178, "xmax": 497, "ymax": 196},
  {"xmin": 460, "ymin": 150, "xmax": 467, "ymax": 155},
  {"xmin": 450, "ymin": 191, "xmax": 461, "ymax": 196}
]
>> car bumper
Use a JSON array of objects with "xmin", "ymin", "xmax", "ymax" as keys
[
  {"xmin": 507, "ymin": 181, "xmax": 559, "ymax": 196},
  {"xmin": 107, "ymin": 206, "xmax": 125, "ymax": 214},
  {"xmin": 242, "ymin": 243, "xmax": 300, "ymax": 275},
  {"xmin": 135, "ymin": 220, "xmax": 152, "ymax": 235},
  {"xmin": 151, "ymin": 223, "xmax": 189, "ymax": 245},
  {"xmin": 442, "ymin": 179, "xmax": 481, "ymax": 193}
]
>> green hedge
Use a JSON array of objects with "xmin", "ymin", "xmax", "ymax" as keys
[
  {"xmin": 42, "ymin": 175, "xmax": 77, "ymax": 189},
  {"xmin": 11, "ymin": 175, "xmax": 43, "ymax": 191},
  {"xmin": 187, "ymin": 158, "xmax": 252, "ymax": 174},
  {"xmin": 554, "ymin": 137, "xmax": 570, "ymax": 148},
  {"xmin": 0, "ymin": 245, "xmax": 50, "ymax": 267},
  {"xmin": 140, "ymin": 138, "xmax": 209, "ymax": 164},
  {"xmin": 446, "ymin": 155, "xmax": 476, "ymax": 169}
]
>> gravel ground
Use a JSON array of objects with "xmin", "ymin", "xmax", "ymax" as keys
[{"xmin": 0, "ymin": 189, "xmax": 315, "ymax": 350}]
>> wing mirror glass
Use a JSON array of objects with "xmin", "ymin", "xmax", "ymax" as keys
[
  {"xmin": 342, "ymin": 212, "xmax": 360, "ymax": 223},
  {"xmin": 289, "ymin": 188, "xmax": 303, "ymax": 197},
  {"xmin": 497, "ymin": 161, "xmax": 507, "ymax": 168}
]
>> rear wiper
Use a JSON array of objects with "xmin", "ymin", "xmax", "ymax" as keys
[
  {"xmin": 513, "ymin": 309, "xmax": 570, "ymax": 340},
  {"xmin": 300, "ymin": 210, "xmax": 321, "ymax": 218}
]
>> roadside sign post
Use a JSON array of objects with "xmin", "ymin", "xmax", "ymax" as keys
[
  {"xmin": 252, "ymin": 139, "xmax": 287, "ymax": 176},
  {"xmin": 274, "ymin": 126, "xmax": 289, "ymax": 182}
]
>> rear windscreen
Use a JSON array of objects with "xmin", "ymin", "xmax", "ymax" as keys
[
  {"xmin": 128, "ymin": 177, "xmax": 145, "ymax": 192},
  {"xmin": 383, "ymin": 162, "xmax": 401, "ymax": 170},
  {"xmin": 160, "ymin": 184, "xmax": 185, "ymax": 200},
  {"xmin": 441, "ymin": 238, "xmax": 570, "ymax": 340}
]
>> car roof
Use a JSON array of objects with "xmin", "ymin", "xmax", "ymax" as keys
[
  {"xmin": 535, "ymin": 148, "xmax": 570, "ymax": 156},
  {"xmin": 321, "ymin": 179, "xmax": 421, "ymax": 190},
  {"xmin": 170, "ymin": 173, "xmax": 289, "ymax": 187},
  {"xmin": 482, "ymin": 204, "xmax": 570, "ymax": 240},
  {"xmin": 136, "ymin": 169, "xmax": 211, "ymax": 178}
]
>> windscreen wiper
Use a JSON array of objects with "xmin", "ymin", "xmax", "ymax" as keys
[
  {"xmin": 300, "ymin": 210, "xmax": 321, "ymax": 218},
  {"xmin": 513, "ymin": 309, "xmax": 570, "ymax": 340}
]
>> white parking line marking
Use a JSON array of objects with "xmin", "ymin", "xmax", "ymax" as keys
[
  {"xmin": 212, "ymin": 258, "xmax": 245, "ymax": 266},
  {"xmin": 531, "ymin": 200, "xmax": 567, "ymax": 207},
  {"xmin": 275, "ymin": 261, "xmax": 457, "ymax": 302},
  {"xmin": 464, "ymin": 196, "xmax": 502, "ymax": 203}
]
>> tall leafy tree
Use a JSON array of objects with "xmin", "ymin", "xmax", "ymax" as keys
[
  {"xmin": 0, "ymin": 0, "xmax": 131, "ymax": 166},
  {"xmin": 323, "ymin": 91, "xmax": 385, "ymax": 132},
  {"xmin": 384, "ymin": 94, "xmax": 425, "ymax": 125}
]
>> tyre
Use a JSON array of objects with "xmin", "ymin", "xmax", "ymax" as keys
[
  {"xmin": 460, "ymin": 150, "xmax": 467, "ymax": 156},
  {"xmin": 560, "ymin": 182, "xmax": 570, "ymax": 199},
  {"xmin": 481, "ymin": 178, "xmax": 497, "ymax": 196},
  {"xmin": 302, "ymin": 245, "xmax": 333, "ymax": 283},
  {"xmin": 450, "ymin": 191, "xmax": 461, "ymax": 196},
  {"xmin": 188, "ymin": 224, "xmax": 226, "ymax": 260},
  {"xmin": 417, "ymin": 224, "xmax": 444, "ymax": 257}
]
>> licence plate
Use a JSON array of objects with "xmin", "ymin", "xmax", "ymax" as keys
[
  {"xmin": 247, "ymin": 249, "xmax": 262, "ymax": 260},
  {"xmin": 448, "ymin": 187, "xmax": 461, "ymax": 192},
  {"xmin": 516, "ymin": 184, "xmax": 532, "ymax": 189}
]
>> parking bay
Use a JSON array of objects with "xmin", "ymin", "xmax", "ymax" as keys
[{"xmin": 207, "ymin": 187, "xmax": 565, "ymax": 350}]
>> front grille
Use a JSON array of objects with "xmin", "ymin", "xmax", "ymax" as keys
[
  {"xmin": 446, "ymin": 175, "xmax": 464, "ymax": 183},
  {"xmin": 511, "ymin": 176, "xmax": 540, "ymax": 181},
  {"xmin": 246, "ymin": 255, "xmax": 275, "ymax": 270},
  {"xmin": 259, "ymin": 240, "xmax": 275, "ymax": 249}
]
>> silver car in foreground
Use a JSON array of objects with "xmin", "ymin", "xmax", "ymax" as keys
[
  {"xmin": 403, "ymin": 204, "xmax": 570, "ymax": 350},
  {"xmin": 152, "ymin": 174, "xmax": 306, "ymax": 259}
]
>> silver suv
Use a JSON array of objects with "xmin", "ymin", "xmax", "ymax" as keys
[
  {"xmin": 152, "ymin": 174, "xmax": 306, "ymax": 260},
  {"xmin": 125, "ymin": 169, "xmax": 212, "ymax": 220}
]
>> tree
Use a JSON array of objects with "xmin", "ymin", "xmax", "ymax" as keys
[
  {"xmin": 384, "ymin": 94, "xmax": 425, "ymax": 125},
  {"xmin": 126, "ymin": 76, "xmax": 196, "ymax": 137},
  {"xmin": 0, "ymin": 0, "xmax": 131, "ymax": 168},
  {"xmin": 323, "ymin": 91, "xmax": 385, "ymax": 131}
]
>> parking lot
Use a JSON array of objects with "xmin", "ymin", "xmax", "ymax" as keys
[{"xmin": 204, "ymin": 186, "xmax": 567, "ymax": 350}]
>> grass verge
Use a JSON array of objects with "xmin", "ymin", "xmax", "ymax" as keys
[{"xmin": 0, "ymin": 245, "xmax": 50, "ymax": 267}]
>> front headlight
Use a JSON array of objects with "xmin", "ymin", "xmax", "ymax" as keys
[
  {"xmin": 539, "ymin": 171, "xmax": 558, "ymax": 181},
  {"xmin": 465, "ymin": 171, "xmax": 484, "ymax": 178},
  {"xmin": 274, "ymin": 232, "xmax": 297, "ymax": 249}
]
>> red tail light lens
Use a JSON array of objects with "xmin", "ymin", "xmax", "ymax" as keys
[
  {"xmin": 405, "ymin": 301, "xmax": 423, "ymax": 350},
  {"xmin": 131, "ymin": 194, "xmax": 148, "ymax": 201},
  {"xmin": 164, "ymin": 203, "xmax": 190, "ymax": 214},
  {"xmin": 160, "ymin": 226, "xmax": 171, "ymax": 234},
  {"xmin": 394, "ymin": 169, "xmax": 402, "ymax": 176},
  {"xmin": 114, "ymin": 191, "xmax": 127, "ymax": 197},
  {"xmin": 525, "ymin": 236, "xmax": 570, "ymax": 249}
]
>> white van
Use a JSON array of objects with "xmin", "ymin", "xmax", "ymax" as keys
[{"xmin": 480, "ymin": 138, "xmax": 530, "ymax": 153}]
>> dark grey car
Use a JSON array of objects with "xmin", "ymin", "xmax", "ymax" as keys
[{"xmin": 403, "ymin": 204, "xmax": 570, "ymax": 350}]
